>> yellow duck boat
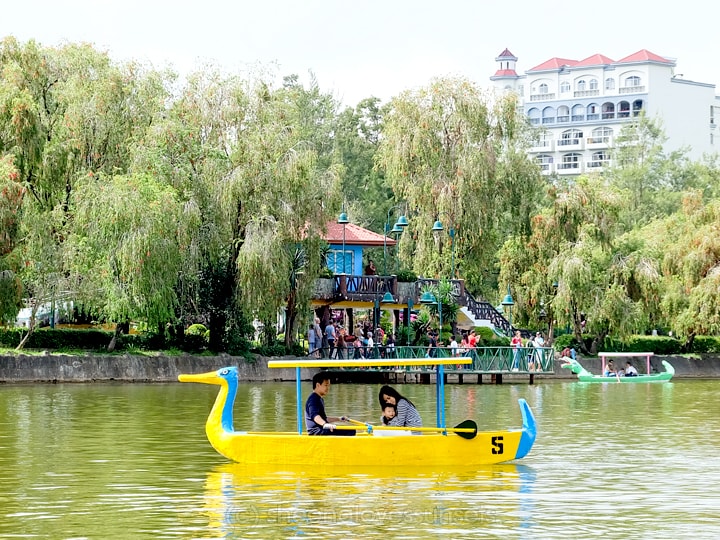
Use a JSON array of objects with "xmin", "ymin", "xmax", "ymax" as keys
[{"xmin": 178, "ymin": 357, "xmax": 537, "ymax": 466}]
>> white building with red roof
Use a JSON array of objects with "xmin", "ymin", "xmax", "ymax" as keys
[{"xmin": 491, "ymin": 48, "xmax": 720, "ymax": 172}]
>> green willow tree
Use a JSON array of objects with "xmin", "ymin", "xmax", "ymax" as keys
[
  {"xmin": 0, "ymin": 155, "xmax": 23, "ymax": 323},
  {"xmin": 0, "ymin": 37, "xmax": 171, "ymax": 347},
  {"xmin": 377, "ymin": 77, "xmax": 543, "ymax": 297},
  {"xmin": 131, "ymin": 68, "xmax": 247, "ymax": 350},
  {"xmin": 631, "ymin": 192, "xmax": 720, "ymax": 350},
  {"xmin": 333, "ymin": 96, "xmax": 393, "ymax": 231},
  {"xmin": 65, "ymin": 173, "xmax": 192, "ymax": 350},
  {"xmin": 499, "ymin": 176, "xmax": 638, "ymax": 352},
  {"xmin": 227, "ymin": 79, "xmax": 342, "ymax": 347}
]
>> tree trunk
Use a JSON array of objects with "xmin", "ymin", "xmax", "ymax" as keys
[
  {"xmin": 16, "ymin": 304, "xmax": 40, "ymax": 351},
  {"xmin": 284, "ymin": 290, "xmax": 297, "ymax": 349},
  {"xmin": 107, "ymin": 323, "xmax": 124, "ymax": 352},
  {"xmin": 681, "ymin": 332, "xmax": 695, "ymax": 353},
  {"xmin": 16, "ymin": 319, "xmax": 36, "ymax": 350}
]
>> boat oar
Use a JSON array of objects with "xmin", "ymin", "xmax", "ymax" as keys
[
  {"xmin": 335, "ymin": 420, "xmax": 478, "ymax": 439},
  {"xmin": 343, "ymin": 417, "xmax": 369, "ymax": 426}
]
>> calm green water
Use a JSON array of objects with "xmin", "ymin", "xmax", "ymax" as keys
[{"xmin": 1, "ymin": 378, "xmax": 719, "ymax": 539}]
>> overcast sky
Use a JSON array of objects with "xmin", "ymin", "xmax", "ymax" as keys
[{"xmin": 3, "ymin": 0, "xmax": 719, "ymax": 108}]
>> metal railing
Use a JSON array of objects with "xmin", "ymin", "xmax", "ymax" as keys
[{"xmin": 310, "ymin": 345, "xmax": 553, "ymax": 373}]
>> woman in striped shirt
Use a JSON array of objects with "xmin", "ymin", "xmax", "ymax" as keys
[{"xmin": 378, "ymin": 385, "xmax": 423, "ymax": 431}]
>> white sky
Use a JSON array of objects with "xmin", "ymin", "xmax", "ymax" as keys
[{"xmin": 3, "ymin": 0, "xmax": 719, "ymax": 108}]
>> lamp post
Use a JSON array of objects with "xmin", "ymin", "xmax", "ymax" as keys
[
  {"xmin": 383, "ymin": 205, "xmax": 409, "ymax": 276},
  {"xmin": 374, "ymin": 285, "xmax": 396, "ymax": 331},
  {"xmin": 431, "ymin": 217, "xmax": 456, "ymax": 279},
  {"xmin": 420, "ymin": 290, "xmax": 443, "ymax": 348},
  {"xmin": 501, "ymin": 285, "xmax": 514, "ymax": 335},
  {"xmin": 337, "ymin": 205, "xmax": 349, "ymax": 274}
]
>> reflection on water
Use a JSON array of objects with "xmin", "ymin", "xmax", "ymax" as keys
[
  {"xmin": 200, "ymin": 462, "xmax": 538, "ymax": 538},
  {"xmin": 0, "ymin": 380, "xmax": 719, "ymax": 538}
]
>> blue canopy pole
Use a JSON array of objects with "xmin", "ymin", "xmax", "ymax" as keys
[
  {"xmin": 296, "ymin": 367, "xmax": 302, "ymax": 434},
  {"xmin": 437, "ymin": 364, "xmax": 446, "ymax": 430}
]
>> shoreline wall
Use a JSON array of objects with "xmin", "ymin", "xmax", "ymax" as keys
[
  {"xmin": 1, "ymin": 354, "xmax": 720, "ymax": 383},
  {"xmin": 0, "ymin": 354, "xmax": 306, "ymax": 383}
]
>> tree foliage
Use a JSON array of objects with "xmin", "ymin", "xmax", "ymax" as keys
[{"xmin": 377, "ymin": 77, "xmax": 544, "ymax": 295}]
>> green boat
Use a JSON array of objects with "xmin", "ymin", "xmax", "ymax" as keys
[{"xmin": 561, "ymin": 358, "xmax": 674, "ymax": 383}]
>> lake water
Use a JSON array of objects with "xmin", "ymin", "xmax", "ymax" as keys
[{"xmin": 1, "ymin": 377, "xmax": 719, "ymax": 539}]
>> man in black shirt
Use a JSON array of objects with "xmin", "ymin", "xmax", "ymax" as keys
[{"xmin": 305, "ymin": 373, "xmax": 355, "ymax": 436}]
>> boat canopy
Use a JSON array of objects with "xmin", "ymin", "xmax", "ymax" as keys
[{"xmin": 268, "ymin": 357, "xmax": 473, "ymax": 434}]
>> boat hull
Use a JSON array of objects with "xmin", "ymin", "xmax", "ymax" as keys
[
  {"xmin": 575, "ymin": 373, "xmax": 673, "ymax": 383},
  {"xmin": 180, "ymin": 365, "xmax": 536, "ymax": 466},
  {"xmin": 209, "ymin": 427, "xmax": 529, "ymax": 467},
  {"xmin": 563, "ymin": 359, "xmax": 674, "ymax": 383}
]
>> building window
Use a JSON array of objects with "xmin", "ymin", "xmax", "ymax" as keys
[
  {"xmin": 588, "ymin": 126, "xmax": 613, "ymax": 144},
  {"xmin": 626, "ymin": 76, "xmax": 641, "ymax": 87},
  {"xmin": 560, "ymin": 81, "xmax": 570, "ymax": 93},
  {"xmin": 632, "ymin": 100, "xmax": 644, "ymax": 116},
  {"xmin": 528, "ymin": 108, "xmax": 541, "ymax": 125},
  {"xmin": 589, "ymin": 79, "xmax": 598, "ymax": 90},
  {"xmin": 533, "ymin": 132, "xmax": 553, "ymax": 148},
  {"xmin": 577, "ymin": 80, "xmax": 586, "ymax": 91},
  {"xmin": 602, "ymin": 102, "xmax": 615, "ymax": 119},
  {"xmin": 587, "ymin": 103, "xmax": 599, "ymax": 120},
  {"xmin": 557, "ymin": 106, "xmax": 570, "ymax": 123},
  {"xmin": 605, "ymin": 78, "xmax": 615, "ymax": 90},
  {"xmin": 558, "ymin": 129, "xmax": 583, "ymax": 146},
  {"xmin": 618, "ymin": 101, "xmax": 631, "ymax": 118},
  {"xmin": 537, "ymin": 154, "xmax": 553, "ymax": 171},
  {"xmin": 571, "ymin": 104, "xmax": 586, "ymax": 121},
  {"xmin": 559, "ymin": 153, "xmax": 581, "ymax": 170},
  {"xmin": 327, "ymin": 250, "xmax": 353, "ymax": 274},
  {"xmin": 588, "ymin": 151, "xmax": 610, "ymax": 168},
  {"xmin": 542, "ymin": 106, "xmax": 556, "ymax": 124},
  {"xmin": 539, "ymin": 83, "xmax": 549, "ymax": 94}
]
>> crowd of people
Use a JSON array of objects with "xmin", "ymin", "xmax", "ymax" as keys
[{"xmin": 308, "ymin": 318, "xmax": 398, "ymax": 360}]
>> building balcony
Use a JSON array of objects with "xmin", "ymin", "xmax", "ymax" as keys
[
  {"xmin": 557, "ymin": 162, "xmax": 583, "ymax": 175},
  {"xmin": 556, "ymin": 138, "xmax": 584, "ymax": 151},
  {"xmin": 586, "ymin": 136, "xmax": 612, "ymax": 149},
  {"xmin": 619, "ymin": 86, "xmax": 645, "ymax": 94},
  {"xmin": 530, "ymin": 140, "xmax": 554, "ymax": 152},
  {"xmin": 587, "ymin": 160, "xmax": 611, "ymax": 170},
  {"xmin": 539, "ymin": 163, "xmax": 554, "ymax": 175},
  {"xmin": 529, "ymin": 93, "xmax": 556, "ymax": 101},
  {"xmin": 574, "ymin": 90, "xmax": 600, "ymax": 98}
]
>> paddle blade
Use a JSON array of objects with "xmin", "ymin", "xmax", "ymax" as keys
[{"xmin": 454, "ymin": 420, "xmax": 478, "ymax": 440}]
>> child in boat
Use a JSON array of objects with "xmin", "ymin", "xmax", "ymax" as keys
[
  {"xmin": 381, "ymin": 402, "xmax": 397, "ymax": 424},
  {"xmin": 375, "ymin": 402, "xmax": 411, "ymax": 436},
  {"xmin": 625, "ymin": 361, "xmax": 639, "ymax": 376}
]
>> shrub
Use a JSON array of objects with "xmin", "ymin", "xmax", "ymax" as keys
[
  {"xmin": 395, "ymin": 269, "xmax": 418, "ymax": 282},
  {"xmin": 553, "ymin": 334, "xmax": 582, "ymax": 351},
  {"xmin": 691, "ymin": 335, "xmax": 720, "ymax": 353},
  {"xmin": 318, "ymin": 267, "xmax": 334, "ymax": 278},
  {"xmin": 605, "ymin": 335, "xmax": 682, "ymax": 355},
  {"xmin": 184, "ymin": 323, "xmax": 209, "ymax": 352}
]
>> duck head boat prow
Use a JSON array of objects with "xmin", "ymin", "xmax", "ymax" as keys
[{"xmin": 179, "ymin": 365, "xmax": 538, "ymax": 466}]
